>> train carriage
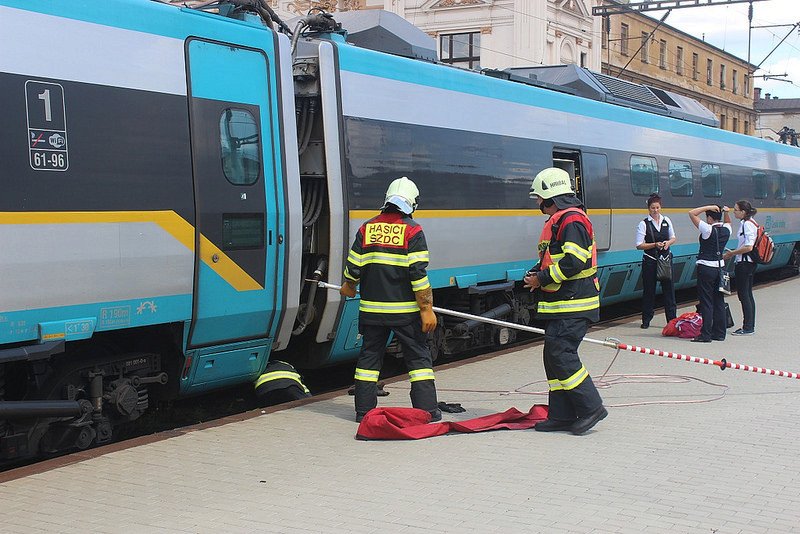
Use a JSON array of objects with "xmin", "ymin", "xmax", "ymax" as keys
[{"xmin": 1, "ymin": 0, "xmax": 799, "ymax": 461}]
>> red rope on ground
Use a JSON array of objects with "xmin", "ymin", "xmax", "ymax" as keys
[{"xmin": 617, "ymin": 343, "xmax": 800, "ymax": 379}]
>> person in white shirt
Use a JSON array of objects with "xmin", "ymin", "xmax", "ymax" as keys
[
  {"xmin": 635, "ymin": 193, "xmax": 677, "ymax": 329},
  {"xmin": 688, "ymin": 205, "xmax": 732, "ymax": 342},
  {"xmin": 722, "ymin": 200, "xmax": 758, "ymax": 335}
]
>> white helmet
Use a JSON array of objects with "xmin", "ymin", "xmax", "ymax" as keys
[
  {"xmin": 383, "ymin": 176, "xmax": 419, "ymax": 214},
  {"xmin": 529, "ymin": 167, "xmax": 575, "ymax": 200}
]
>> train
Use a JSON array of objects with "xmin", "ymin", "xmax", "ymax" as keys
[{"xmin": 1, "ymin": 0, "xmax": 799, "ymax": 461}]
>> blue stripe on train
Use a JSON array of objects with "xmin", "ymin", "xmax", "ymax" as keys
[{"xmin": 334, "ymin": 44, "xmax": 800, "ymax": 159}]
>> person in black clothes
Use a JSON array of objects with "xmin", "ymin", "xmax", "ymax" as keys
[
  {"xmin": 723, "ymin": 200, "xmax": 758, "ymax": 335},
  {"xmin": 635, "ymin": 193, "xmax": 677, "ymax": 329},
  {"xmin": 688, "ymin": 205, "xmax": 732, "ymax": 342}
]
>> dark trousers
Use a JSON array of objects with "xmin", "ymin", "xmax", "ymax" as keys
[
  {"xmin": 641, "ymin": 257, "xmax": 677, "ymax": 325},
  {"xmin": 696, "ymin": 264, "xmax": 726, "ymax": 340},
  {"xmin": 734, "ymin": 261, "xmax": 757, "ymax": 331},
  {"xmin": 354, "ymin": 320, "xmax": 437, "ymax": 415},
  {"xmin": 543, "ymin": 318, "xmax": 603, "ymax": 421}
]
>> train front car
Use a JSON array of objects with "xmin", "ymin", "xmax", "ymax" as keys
[{"xmin": 0, "ymin": 0, "xmax": 301, "ymax": 461}]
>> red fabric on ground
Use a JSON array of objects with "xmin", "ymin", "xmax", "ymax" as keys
[{"xmin": 355, "ymin": 405, "xmax": 549, "ymax": 440}]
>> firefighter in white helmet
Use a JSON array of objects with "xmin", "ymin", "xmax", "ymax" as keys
[
  {"xmin": 340, "ymin": 177, "xmax": 440, "ymax": 423},
  {"xmin": 524, "ymin": 167, "xmax": 607, "ymax": 435}
]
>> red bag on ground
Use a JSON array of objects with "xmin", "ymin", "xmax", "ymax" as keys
[
  {"xmin": 355, "ymin": 405, "xmax": 549, "ymax": 440},
  {"xmin": 662, "ymin": 312, "xmax": 702, "ymax": 338}
]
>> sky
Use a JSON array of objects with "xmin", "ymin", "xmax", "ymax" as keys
[{"xmin": 646, "ymin": 0, "xmax": 800, "ymax": 99}]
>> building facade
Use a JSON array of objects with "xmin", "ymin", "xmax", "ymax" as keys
[
  {"xmin": 599, "ymin": 1, "xmax": 756, "ymax": 134},
  {"xmin": 271, "ymin": 0, "xmax": 604, "ymax": 71},
  {"xmin": 754, "ymin": 87, "xmax": 800, "ymax": 143}
]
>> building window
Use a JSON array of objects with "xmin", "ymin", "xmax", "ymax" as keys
[
  {"xmin": 719, "ymin": 114, "xmax": 727, "ymax": 130},
  {"xmin": 630, "ymin": 155, "xmax": 659, "ymax": 196},
  {"xmin": 720, "ymin": 64, "xmax": 726, "ymax": 90},
  {"xmin": 733, "ymin": 69, "xmax": 739, "ymax": 94},
  {"xmin": 640, "ymin": 32, "xmax": 649, "ymax": 63},
  {"xmin": 659, "ymin": 40, "xmax": 667, "ymax": 69},
  {"xmin": 676, "ymin": 46, "xmax": 684, "ymax": 75},
  {"xmin": 440, "ymin": 32, "xmax": 481, "ymax": 70},
  {"xmin": 692, "ymin": 53, "xmax": 699, "ymax": 80},
  {"xmin": 581, "ymin": 52, "xmax": 587, "ymax": 67},
  {"xmin": 744, "ymin": 120, "xmax": 749, "ymax": 135},
  {"xmin": 707, "ymin": 59, "xmax": 713, "ymax": 85},
  {"xmin": 744, "ymin": 74, "xmax": 750, "ymax": 96},
  {"xmin": 732, "ymin": 117, "xmax": 738, "ymax": 133},
  {"xmin": 620, "ymin": 23, "xmax": 629, "ymax": 55}
]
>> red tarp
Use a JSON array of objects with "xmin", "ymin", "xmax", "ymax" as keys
[{"xmin": 355, "ymin": 405, "xmax": 549, "ymax": 440}]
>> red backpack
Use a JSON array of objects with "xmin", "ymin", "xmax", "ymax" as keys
[
  {"xmin": 748, "ymin": 220, "xmax": 775, "ymax": 264},
  {"xmin": 662, "ymin": 312, "xmax": 703, "ymax": 339}
]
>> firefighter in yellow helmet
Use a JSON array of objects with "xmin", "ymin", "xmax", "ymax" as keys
[
  {"xmin": 524, "ymin": 167, "xmax": 607, "ymax": 435},
  {"xmin": 340, "ymin": 177, "xmax": 440, "ymax": 423}
]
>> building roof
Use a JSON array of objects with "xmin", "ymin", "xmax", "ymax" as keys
[{"xmin": 755, "ymin": 98, "xmax": 800, "ymax": 112}]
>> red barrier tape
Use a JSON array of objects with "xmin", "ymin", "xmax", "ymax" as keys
[{"xmin": 617, "ymin": 343, "xmax": 800, "ymax": 379}]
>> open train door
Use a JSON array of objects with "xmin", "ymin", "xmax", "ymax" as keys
[
  {"xmin": 553, "ymin": 150, "xmax": 610, "ymax": 251},
  {"xmin": 186, "ymin": 39, "xmax": 280, "ymax": 348}
]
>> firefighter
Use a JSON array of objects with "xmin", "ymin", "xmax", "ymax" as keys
[
  {"xmin": 340, "ymin": 177, "xmax": 440, "ymax": 423},
  {"xmin": 523, "ymin": 167, "xmax": 607, "ymax": 435}
]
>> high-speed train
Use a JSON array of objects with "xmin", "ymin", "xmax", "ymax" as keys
[{"xmin": 1, "ymin": 0, "xmax": 798, "ymax": 460}]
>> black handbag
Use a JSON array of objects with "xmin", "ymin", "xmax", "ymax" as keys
[
  {"xmin": 714, "ymin": 225, "xmax": 732, "ymax": 295},
  {"xmin": 724, "ymin": 302, "xmax": 735, "ymax": 329},
  {"xmin": 646, "ymin": 218, "xmax": 673, "ymax": 282},
  {"xmin": 718, "ymin": 269, "xmax": 732, "ymax": 295}
]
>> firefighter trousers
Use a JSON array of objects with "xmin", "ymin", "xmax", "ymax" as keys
[
  {"xmin": 543, "ymin": 317, "xmax": 603, "ymax": 421},
  {"xmin": 354, "ymin": 320, "xmax": 438, "ymax": 416}
]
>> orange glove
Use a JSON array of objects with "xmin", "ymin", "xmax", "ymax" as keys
[
  {"xmin": 420, "ymin": 308, "xmax": 437, "ymax": 333},
  {"xmin": 339, "ymin": 281, "xmax": 357, "ymax": 298}
]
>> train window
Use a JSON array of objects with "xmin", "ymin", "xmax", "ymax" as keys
[
  {"xmin": 753, "ymin": 170, "xmax": 785, "ymax": 199},
  {"xmin": 668, "ymin": 160, "xmax": 693, "ymax": 197},
  {"xmin": 753, "ymin": 170, "xmax": 767, "ymax": 199},
  {"xmin": 630, "ymin": 155, "xmax": 658, "ymax": 196},
  {"xmin": 219, "ymin": 108, "xmax": 261, "ymax": 185},
  {"xmin": 700, "ymin": 163, "xmax": 721, "ymax": 197},
  {"xmin": 789, "ymin": 174, "xmax": 800, "ymax": 200},
  {"xmin": 772, "ymin": 173, "xmax": 787, "ymax": 200}
]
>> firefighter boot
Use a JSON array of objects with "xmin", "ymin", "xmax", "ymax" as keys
[
  {"xmin": 410, "ymin": 380, "xmax": 441, "ymax": 422},
  {"xmin": 354, "ymin": 381, "xmax": 378, "ymax": 422}
]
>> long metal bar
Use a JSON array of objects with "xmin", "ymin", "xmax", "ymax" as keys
[
  {"xmin": 593, "ymin": 0, "xmax": 768, "ymax": 16},
  {"xmin": 312, "ymin": 280, "xmax": 800, "ymax": 380}
]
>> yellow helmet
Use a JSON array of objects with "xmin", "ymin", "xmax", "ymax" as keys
[
  {"xmin": 529, "ymin": 167, "xmax": 574, "ymax": 200},
  {"xmin": 383, "ymin": 176, "xmax": 419, "ymax": 214}
]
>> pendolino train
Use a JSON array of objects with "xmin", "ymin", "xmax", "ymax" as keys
[{"xmin": 1, "ymin": 0, "xmax": 799, "ymax": 461}]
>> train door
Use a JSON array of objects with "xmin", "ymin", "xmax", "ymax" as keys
[
  {"xmin": 553, "ymin": 150, "xmax": 611, "ymax": 251},
  {"xmin": 186, "ymin": 39, "xmax": 279, "ymax": 348}
]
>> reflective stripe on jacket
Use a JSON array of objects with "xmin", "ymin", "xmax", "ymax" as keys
[
  {"xmin": 344, "ymin": 211, "xmax": 430, "ymax": 326},
  {"xmin": 533, "ymin": 207, "xmax": 600, "ymax": 321}
]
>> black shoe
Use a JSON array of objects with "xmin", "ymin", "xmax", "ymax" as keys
[
  {"xmin": 691, "ymin": 337, "xmax": 711, "ymax": 343},
  {"xmin": 712, "ymin": 336, "xmax": 725, "ymax": 341},
  {"xmin": 429, "ymin": 409, "xmax": 442, "ymax": 423},
  {"xmin": 731, "ymin": 328, "xmax": 755, "ymax": 336},
  {"xmin": 535, "ymin": 418, "xmax": 575, "ymax": 432},
  {"xmin": 355, "ymin": 413, "xmax": 366, "ymax": 423},
  {"xmin": 640, "ymin": 323, "xmax": 650, "ymax": 329},
  {"xmin": 571, "ymin": 406, "xmax": 608, "ymax": 435}
]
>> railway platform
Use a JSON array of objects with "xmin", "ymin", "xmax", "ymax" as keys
[{"xmin": 2, "ymin": 276, "xmax": 800, "ymax": 533}]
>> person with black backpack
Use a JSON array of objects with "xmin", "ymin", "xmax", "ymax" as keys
[{"xmin": 723, "ymin": 200, "xmax": 758, "ymax": 336}]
